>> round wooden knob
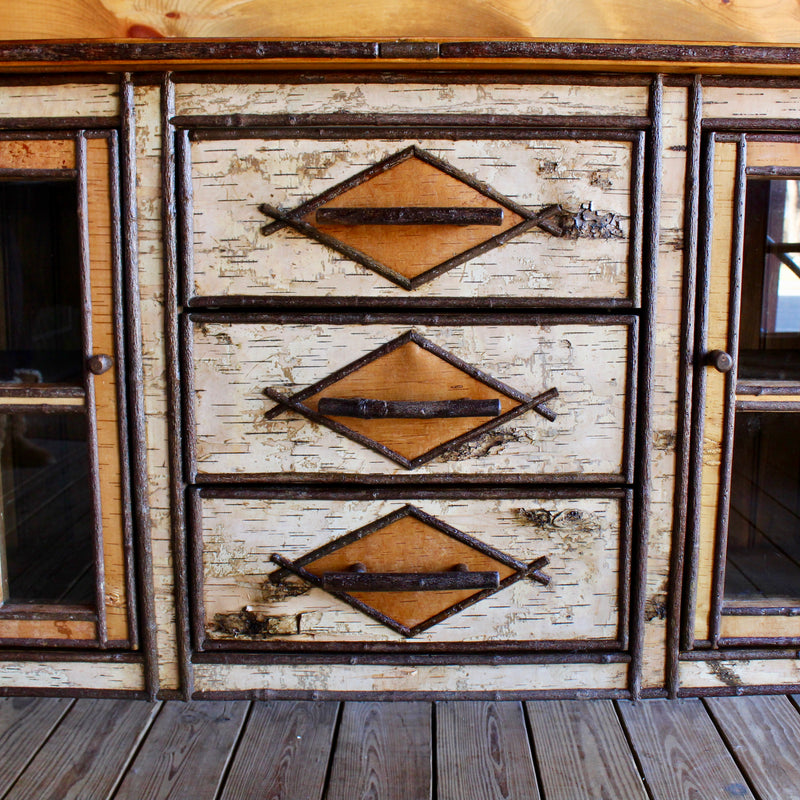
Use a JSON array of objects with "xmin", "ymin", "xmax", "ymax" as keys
[
  {"xmin": 349, "ymin": 563, "xmax": 367, "ymax": 573},
  {"xmin": 704, "ymin": 350, "xmax": 733, "ymax": 373},
  {"xmin": 453, "ymin": 563, "xmax": 469, "ymax": 572},
  {"xmin": 87, "ymin": 354, "xmax": 114, "ymax": 375}
]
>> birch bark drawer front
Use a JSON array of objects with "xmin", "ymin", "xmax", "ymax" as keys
[
  {"xmin": 191, "ymin": 491, "xmax": 631, "ymax": 651},
  {"xmin": 182, "ymin": 132, "xmax": 641, "ymax": 306},
  {"xmin": 185, "ymin": 315, "xmax": 637, "ymax": 482}
]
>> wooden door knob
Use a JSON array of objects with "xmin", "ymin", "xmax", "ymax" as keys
[
  {"xmin": 704, "ymin": 350, "xmax": 733, "ymax": 373},
  {"xmin": 87, "ymin": 354, "xmax": 114, "ymax": 375}
]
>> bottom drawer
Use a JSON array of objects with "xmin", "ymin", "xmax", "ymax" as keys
[{"xmin": 191, "ymin": 490, "xmax": 631, "ymax": 652}]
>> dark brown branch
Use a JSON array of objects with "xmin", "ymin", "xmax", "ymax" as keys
[
  {"xmin": 315, "ymin": 206, "xmax": 503, "ymax": 226},
  {"xmin": 321, "ymin": 570, "xmax": 500, "ymax": 591},
  {"xmin": 317, "ymin": 397, "xmax": 501, "ymax": 419}
]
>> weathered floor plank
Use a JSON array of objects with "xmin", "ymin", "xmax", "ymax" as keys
[
  {"xmin": 113, "ymin": 701, "xmax": 248, "ymax": 800},
  {"xmin": 526, "ymin": 699, "xmax": 647, "ymax": 800},
  {"xmin": 705, "ymin": 695, "xmax": 800, "ymax": 800},
  {"xmin": 218, "ymin": 700, "xmax": 338, "ymax": 800},
  {"xmin": 617, "ymin": 698, "xmax": 755, "ymax": 800},
  {"xmin": 326, "ymin": 701, "xmax": 431, "ymax": 800},
  {"xmin": 437, "ymin": 701, "xmax": 540, "ymax": 800},
  {"xmin": 0, "ymin": 697, "xmax": 73, "ymax": 796},
  {"xmin": 4, "ymin": 698, "xmax": 159, "ymax": 800}
]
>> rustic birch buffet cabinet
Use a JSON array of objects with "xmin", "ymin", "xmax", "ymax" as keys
[{"xmin": 2, "ymin": 36, "xmax": 800, "ymax": 700}]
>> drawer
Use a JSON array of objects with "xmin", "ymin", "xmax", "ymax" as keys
[
  {"xmin": 183, "ymin": 134, "xmax": 641, "ymax": 306},
  {"xmin": 192, "ymin": 491, "xmax": 631, "ymax": 650},
  {"xmin": 186, "ymin": 315, "xmax": 637, "ymax": 482}
]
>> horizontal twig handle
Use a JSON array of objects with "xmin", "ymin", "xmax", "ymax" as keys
[
  {"xmin": 322, "ymin": 569, "xmax": 500, "ymax": 592},
  {"xmin": 317, "ymin": 397, "xmax": 501, "ymax": 419},
  {"xmin": 315, "ymin": 207, "xmax": 504, "ymax": 226}
]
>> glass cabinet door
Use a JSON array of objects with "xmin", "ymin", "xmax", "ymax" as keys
[
  {"xmin": 0, "ymin": 135, "xmax": 132, "ymax": 648},
  {"xmin": 690, "ymin": 135, "xmax": 800, "ymax": 648}
]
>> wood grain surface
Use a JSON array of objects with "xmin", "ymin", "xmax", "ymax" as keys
[
  {"xmin": 326, "ymin": 702, "xmax": 431, "ymax": 800},
  {"xmin": 705, "ymin": 695, "xmax": 800, "ymax": 800},
  {"xmin": 218, "ymin": 701, "xmax": 338, "ymax": 800},
  {"xmin": 114, "ymin": 701, "xmax": 248, "ymax": 800},
  {"xmin": 526, "ymin": 699, "xmax": 647, "ymax": 799},
  {"xmin": 617, "ymin": 698, "xmax": 755, "ymax": 800},
  {"xmin": 437, "ymin": 701, "xmax": 540, "ymax": 800},
  {"xmin": 7, "ymin": 0, "xmax": 800, "ymax": 43},
  {"xmin": 4, "ymin": 698, "xmax": 159, "ymax": 800},
  {"xmin": 0, "ymin": 697, "xmax": 73, "ymax": 796}
]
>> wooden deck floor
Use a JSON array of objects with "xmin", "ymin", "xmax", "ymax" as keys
[{"xmin": 1, "ymin": 695, "xmax": 800, "ymax": 799}]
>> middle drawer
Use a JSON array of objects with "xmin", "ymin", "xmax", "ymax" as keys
[{"xmin": 186, "ymin": 315, "xmax": 637, "ymax": 482}]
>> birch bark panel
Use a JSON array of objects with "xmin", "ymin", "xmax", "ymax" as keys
[
  {"xmin": 0, "ymin": 83, "xmax": 119, "ymax": 118},
  {"xmin": 135, "ymin": 84, "xmax": 180, "ymax": 688},
  {"xmin": 642, "ymin": 86, "xmax": 688, "ymax": 687},
  {"xmin": 189, "ymin": 137, "xmax": 633, "ymax": 301},
  {"xmin": 694, "ymin": 141, "xmax": 737, "ymax": 644},
  {"xmin": 0, "ymin": 660, "xmax": 144, "ymax": 690},
  {"xmin": 175, "ymin": 82, "xmax": 649, "ymax": 119},
  {"xmin": 200, "ymin": 496, "xmax": 624, "ymax": 644},
  {"xmin": 192, "ymin": 661, "xmax": 629, "ymax": 694},
  {"xmin": 191, "ymin": 322, "xmax": 632, "ymax": 477},
  {"xmin": 679, "ymin": 658, "xmax": 800, "ymax": 689},
  {"xmin": 86, "ymin": 136, "xmax": 128, "ymax": 643},
  {"xmin": 703, "ymin": 87, "xmax": 800, "ymax": 119}
]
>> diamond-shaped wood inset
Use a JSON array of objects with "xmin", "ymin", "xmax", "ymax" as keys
[
  {"xmin": 305, "ymin": 340, "xmax": 522, "ymax": 461},
  {"xmin": 305, "ymin": 156, "xmax": 525, "ymax": 281},
  {"xmin": 304, "ymin": 514, "xmax": 517, "ymax": 630},
  {"xmin": 270, "ymin": 505, "xmax": 550, "ymax": 637},
  {"xmin": 259, "ymin": 146, "xmax": 544, "ymax": 290},
  {"xmin": 264, "ymin": 331, "xmax": 558, "ymax": 469}
]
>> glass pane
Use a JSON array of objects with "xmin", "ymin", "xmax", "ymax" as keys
[
  {"xmin": 725, "ymin": 412, "xmax": 800, "ymax": 602},
  {"xmin": 738, "ymin": 179, "xmax": 800, "ymax": 380},
  {"xmin": 0, "ymin": 180, "xmax": 83, "ymax": 384},
  {"xmin": 0, "ymin": 413, "xmax": 95, "ymax": 605}
]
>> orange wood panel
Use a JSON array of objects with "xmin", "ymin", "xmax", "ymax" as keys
[
  {"xmin": 0, "ymin": 140, "xmax": 74, "ymax": 171},
  {"xmin": 747, "ymin": 141, "xmax": 800, "ymax": 169},
  {"xmin": 86, "ymin": 137, "xmax": 129, "ymax": 645},
  {"xmin": 0, "ymin": 618, "xmax": 96, "ymax": 640}
]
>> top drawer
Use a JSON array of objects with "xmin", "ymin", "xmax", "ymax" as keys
[{"xmin": 181, "ymin": 129, "xmax": 642, "ymax": 307}]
